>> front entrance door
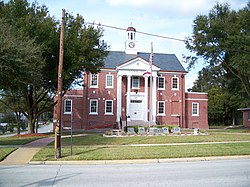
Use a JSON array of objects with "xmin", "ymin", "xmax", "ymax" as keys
[{"xmin": 130, "ymin": 100, "xmax": 144, "ymax": 120}]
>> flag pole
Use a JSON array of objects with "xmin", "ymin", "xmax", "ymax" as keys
[{"xmin": 149, "ymin": 42, "xmax": 153, "ymax": 128}]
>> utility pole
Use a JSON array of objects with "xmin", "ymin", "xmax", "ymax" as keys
[{"xmin": 55, "ymin": 9, "xmax": 65, "ymax": 159}]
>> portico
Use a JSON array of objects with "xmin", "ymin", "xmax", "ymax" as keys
[{"xmin": 116, "ymin": 58, "xmax": 159, "ymax": 124}]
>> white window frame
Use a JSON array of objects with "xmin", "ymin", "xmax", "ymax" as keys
[
  {"xmin": 64, "ymin": 99, "xmax": 72, "ymax": 114},
  {"xmin": 157, "ymin": 101, "xmax": 165, "ymax": 116},
  {"xmin": 158, "ymin": 77, "xmax": 165, "ymax": 90},
  {"xmin": 192, "ymin": 102, "xmax": 199, "ymax": 116},
  {"xmin": 132, "ymin": 76, "xmax": 140, "ymax": 89},
  {"xmin": 105, "ymin": 100, "xmax": 113, "ymax": 115},
  {"xmin": 89, "ymin": 99, "xmax": 98, "ymax": 114},
  {"xmin": 105, "ymin": 74, "xmax": 113, "ymax": 88},
  {"xmin": 90, "ymin": 74, "xmax": 98, "ymax": 88},
  {"xmin": 172, "ymin": 77, "xmax": 179, "ymax": 90}
]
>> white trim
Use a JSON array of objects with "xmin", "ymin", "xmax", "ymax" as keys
[
  {"xmin": 157, "ymin": 101, "xmax": 165, "ymax": 116},
  {"xmin": 158, "ymin": 72, "xmax": 187, "ymax": 75},
  {"xmin": 192, "ymin": 102, "xmax": 199, "ymax": 116},
  {"xmin": 89, "ymin": 99, "xmax": 98, "ymax": 115},
  {"xmin": 90, "ymin": 74, "xmax": 98, "ymax": 88},
  {"xmin": 186, "ymin": 98, "xmax": 208, "ymax": 101},
  {"xmin": 105, "ymin": 100, "xmax": 113, "ymax": 115},
  {"xmin": 64, "ymin": 95, "xmax": 83, "ymax": 98},
  {"xmin": 64, "ymin": 99, "xmax": 72, "ymax": 114},
  {"xmin": 158, "ymin": 77, "xmax": 165, "ymax": 90},
  {"xmin": 101, "ymin": 69, "xmax": 116, "ymax": 72},
  {"xmin": 171, "ymin": 77, "xmax": 179, "ymax": 90},
  {"xmin": 132, "ymin": 76, "xmax": 140, "ymax": 89},
  {"xmin": 105, "ymin": 74, "xmax": 113, "ymax": 88},
  {"xmin": 186, "ymin": 92, "xmax": 208, "ymax": 95}
]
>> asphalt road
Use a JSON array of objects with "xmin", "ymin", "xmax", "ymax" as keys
[{"xmin": 0, "ymin": 159, "xmax": 249, "ymax": 187}]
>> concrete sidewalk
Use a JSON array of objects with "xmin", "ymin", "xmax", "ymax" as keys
[
  {"xmin": 1, "ymin": 136, "xmax": 250, "ymax": 165},
  {"xmin": 0, "ymin": 137, "xmax": 54, "ymax": 165}
]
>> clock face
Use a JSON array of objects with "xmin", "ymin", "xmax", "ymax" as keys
[{"xmin": 128, "ymin": 42, "xmax": 135, "ymax": 48}]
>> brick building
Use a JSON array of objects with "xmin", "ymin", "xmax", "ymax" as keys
[
  {"xmin": 54, "ymin": 27, "xmax": 208, "ymax": 130},
  {"xmin": 238, "ymin": 108, "xmax": 250, "ymax": 128}
]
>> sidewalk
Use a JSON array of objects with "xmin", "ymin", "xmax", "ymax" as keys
[
  {"xmin": 1, "ymin": 137, "xmax": 250, "ymax": 165},
  {"xmin": 0, "ymin": 137, "xmax": 54, "ymax": 165}
]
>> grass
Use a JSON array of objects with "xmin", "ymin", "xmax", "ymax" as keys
[
  {"xmin": 33, "ymin": 142, "xmax": 250, "ymax": 161},
  {"xmin": 33, "ymin": 132, "xmax": 250, "ymax": 161},
  {"xmin": 0, "ymin": 134, "xmax": 49, "ymax": 162},
  {"xmin": 0, "ymin": 148, "xmax": 17, "ymax": 161},
  {"xmin": 0, "ymin": 135, "xmax": 49, "ymax": 145},
  {"xmin": 55, "ymin": 133, "xmax": 250, "ymax": 146}
]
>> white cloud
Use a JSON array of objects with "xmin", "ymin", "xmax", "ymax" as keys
[{"xmin": 106, "ymin": 0, "xmax": 247, "ymax": 18}]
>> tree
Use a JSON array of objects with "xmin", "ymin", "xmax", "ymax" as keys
[
  {"xmin": 0, "ymin": 0, "xmax": 108, "ymax": 133},
  {"xmin": 190, "ymin": 65, "xmax": 248, "ymax": 126},
  {"xmin": 185, "ymin": 3, "xmax": 250, "ymax": 98}
]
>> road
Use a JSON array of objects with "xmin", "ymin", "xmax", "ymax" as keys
[
  {"xmin": 0, "ymin": 123, "xmax": 53, "ymax": 138},
  {"xmin": 0, "ymin": 159, "xmax": 249, "ymax": 187}
]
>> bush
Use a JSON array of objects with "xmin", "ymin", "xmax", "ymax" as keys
[{"xmin": 128, "ymin": 126, "xmax": 139, "ymax": 133}]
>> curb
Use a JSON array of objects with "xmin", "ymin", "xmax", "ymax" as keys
[{"xmin": 29, "ymin": 155, "xmax": 250, "ymax": 165}]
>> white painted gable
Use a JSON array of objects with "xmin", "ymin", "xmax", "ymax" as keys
[
  {"xmin": 117, "ymin": 57, "xmax": 160, "ymax": 76},
  {"xmin": 117, "ymin": 57, "xmax": 159, "ymax": 71}
]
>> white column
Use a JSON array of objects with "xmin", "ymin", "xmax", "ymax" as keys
[
  {"xmin": 116, "ymin": 75, "xmax": 122, "ymax": 122},
  {"xmin": 126, "ymin": 75, "xmax": 131, "ymax": 120},
  {"xmin": 144, "ymin": 76, "xmax": 148, "ymax": 121},
  {"xmin": 152, "ymin": 76, "xmax": 157, "ymax": 123}
]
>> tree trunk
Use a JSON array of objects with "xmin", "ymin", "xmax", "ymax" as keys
[
  {"xmin": 28, "ymin": 117, "xmax": 35, "ymax": 134},
  {"xmin": 232, "ymin": 110, "xmax": 235, "ymax": 126}
]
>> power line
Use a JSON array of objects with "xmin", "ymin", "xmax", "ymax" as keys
[
  {"xmin": 85, "ymin": 21, "xmax": 186, "ymax": 42},
  {"xmin": 1, "ymin": 17, "xmax": 186, "ymax": 42}
]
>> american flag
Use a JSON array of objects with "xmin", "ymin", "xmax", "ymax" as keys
[{"xmin": 143, "ymin": 42, "xmax": 153, "ymax": 76}]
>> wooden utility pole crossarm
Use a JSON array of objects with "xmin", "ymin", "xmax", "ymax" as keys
[{"xmin": 55, "ymin": 9, "xmax": 65, "ymax": 159}]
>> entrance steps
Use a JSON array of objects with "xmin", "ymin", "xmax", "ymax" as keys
[{"xmin": 122, "ymin": 120, "xmax": 156, "ymax": 128}]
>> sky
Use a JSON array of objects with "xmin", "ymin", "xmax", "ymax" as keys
[{"xmin": 22, "ymin": 0, "xmax": 249, "ymax": 89}]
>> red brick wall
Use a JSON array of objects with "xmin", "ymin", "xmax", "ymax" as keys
[
  {"xmin": 242, "ymin": 110, "xmax": 250, "ymax": 128},
  {"xmin": 54, "ymin": 71, "xmax": 208, "ymax": 130},
  {"xmin": 83, "ymin": 70, "xmax": 117, "ymax": 129},
  {"xmin": 185, "ymin": 92, "xmax": 208, "ymax": 129},
  {"xmin": 156, "ymin": 73, "xmax": 186, "ymax": 128},
  {"xmin": 53, "ymin": 90, "xmax": 84, "ymax": 130}
]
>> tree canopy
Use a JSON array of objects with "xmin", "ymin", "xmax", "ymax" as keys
[
  {"xmin": 0, "ymin": 0, "xmax": 109, "ymax": 133},
  {"xmin": 185, "ymin": 2, "xmax": 250, "ymax": 98}
]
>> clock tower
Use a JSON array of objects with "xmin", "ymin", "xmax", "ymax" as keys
[{"xmin": 125, "ymin": 26, "xmax": 138, "ymax": 55}]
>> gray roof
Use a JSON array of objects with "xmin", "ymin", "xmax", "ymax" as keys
[{"xmin": 103, "ymin": 51, "xmax": 186, "ymax": 72}]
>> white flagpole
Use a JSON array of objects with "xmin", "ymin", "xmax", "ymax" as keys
[{"xmin": 149, "ymin": 42, "xmax": 153, "ymax": 127}]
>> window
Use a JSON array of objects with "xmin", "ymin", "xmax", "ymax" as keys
[
  {"xmin": 90, "ymin": 74, "xmax": 98, "ymax": 88},
  {"xmin": 106, "ymin": 74, "xmax": 113, "ymax": 88},
  {"xmin": 192, "ymin": 103, "xmax": 199, "ymax": 116},
  {"xmin": 64, "ymin": 99, "xmax": 72, "ymax": 114},
  {"xmin": 248, "ymin": 112, "xmax": 250, "ymax": 121},
  {"xmin": 90, "ymin": 99, "xmax": 98, "ymax": 114},
  {"xmin": 132, "ymin": 76, "xmax": 140, "ymax": 89},
  {"xmin": 105, "ymin": 100, "xmax": 113, "ymax": 115},
  {"xmin": 158, "ymin": 77, "xmax": 165, "ymax": 90},
  {"xmin": 158, "ymin": 101, "xmax": 165, "ymax": 115},
  {"xmin": 172, "ymin": 77, "xmax": 179, "ymax": 90}
]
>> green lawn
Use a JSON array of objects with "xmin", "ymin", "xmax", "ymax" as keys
[
  {"xmin": 33, "ymin": 133, "xmax": 250, "ymax": 161},
  {"xmin": 33, "ymin": 142, "xmax": 250, "ymax": 161},
  {"xmin": 0, "ymin": 135, "xmax": 49, "ymax": 161},
  {"xmin": 0, "ymin": 148, "xmax": 17, "ymax": 161},
  {"xmin": 57, "ymin": 133, "xmax": 250, "ymax": 146},
  {"xmin": 0, "ymin": 135, "xmax": 49, "ymax": 145}
]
